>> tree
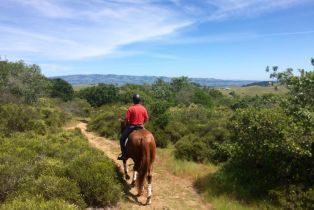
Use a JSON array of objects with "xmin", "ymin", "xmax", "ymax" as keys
[
  {"xmin": 170, "ymin": 76, "xmax": 191, "ymax": 92},
  {"xmin": 0, "ymin": 60, "xmax": 50, "ymax": 104},
  {"xmin": 77, "ymin": 84, "xmax": 119, "ymax": 107},
  {"xmin": 50, "ymin": 78, "xmax": 74, "ymax": 101}
]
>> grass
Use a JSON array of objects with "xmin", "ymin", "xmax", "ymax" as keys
[
  {"xmin": 219, "ymin": 85, "xmax": 288, "ymax": 97},
  {"xmin": 158, "ymin": 146, "xmax": 278, "ymax": 210}
]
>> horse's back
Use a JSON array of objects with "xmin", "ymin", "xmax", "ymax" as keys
[{"xmin": 127, "ymin": 129, "xmax": 156, "ymax": 161}]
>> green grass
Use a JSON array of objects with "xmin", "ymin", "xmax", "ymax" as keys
[
  {"xmin": 219, "ymin": 85, "xmax": 288, "ymax": 97},
  {"xmin": 158, "ymin": 146, "xmax": 278, "ymax": 210}
]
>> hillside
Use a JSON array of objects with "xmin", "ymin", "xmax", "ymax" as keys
[{"xmin": 52, "ymin": 74, "xmax": 257, "ymax": 87}]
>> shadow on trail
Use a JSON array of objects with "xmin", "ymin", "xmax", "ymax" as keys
[{"xmin": 115, "ymin": 163, "xmax": 147, "ymax": 206}]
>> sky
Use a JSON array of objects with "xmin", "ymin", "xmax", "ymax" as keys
[{"xmin": 1, "ymin": 0, "xmax": 314, "ymax": 80}]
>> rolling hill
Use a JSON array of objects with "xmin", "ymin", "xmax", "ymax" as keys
[{"xmin": 52, "ymin": 74, "xmax": 258, "ymax": 87}]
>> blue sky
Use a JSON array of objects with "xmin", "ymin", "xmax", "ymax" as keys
[{"xmin": 1, "ymin": 0, "xmax": 314, "ymax": 80}]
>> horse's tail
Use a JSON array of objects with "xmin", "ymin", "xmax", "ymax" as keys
[{"xmin": 137, "ymin": 137, "xmax": 150, "ymax": 194}]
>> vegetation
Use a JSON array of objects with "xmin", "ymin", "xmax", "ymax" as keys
[
  {"xmin": 86, "ymin": 59, "xmax": 313, "ymax": 209},
  {"xmin": 0, "ymin": 60, "xmax": 123, "ymax": 209},
  {"xmin": 1, "ymin": 58, "xmax": 313, "ymax": 209},
  {"xmin": 50, "ymin": 78, "xmax": 74, "ymax": 101}
]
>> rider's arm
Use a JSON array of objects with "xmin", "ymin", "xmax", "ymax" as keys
[
  {"xmin": 144, "ymin": 109, "xmax": 149, "ymax": 123},
  {"xmin": 125, "ymin": 108, "xmax": 131, "ymax": 124}
]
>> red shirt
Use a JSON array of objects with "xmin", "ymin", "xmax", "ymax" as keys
[{"xmin": 125, "ymin": 104, "xmax": 148, "ymax": 125}]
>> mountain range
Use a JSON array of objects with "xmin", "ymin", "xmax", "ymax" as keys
[{"xmin": 52, "ymin": 74, "xmax": 259, "ymax": 87}]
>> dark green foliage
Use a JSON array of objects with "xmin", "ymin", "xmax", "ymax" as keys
[
  {"xmin": 67, "ymin": 153, "xmax": 122, "ymax": 206},
  {"xmin": 151, "ymin": 78, "xmax": 173, "ymax": 101},
  {"xmin": 152, "ymin": 129, "xmax": 169, "ymax": 148},
  {"xmin": 15, "ymin": 176, "xmax": 85, "ymax": 209},
  {"xmin": 77, "ymin": 84, "xmax": 119, "ymax": 107},
  {"xmin": 0, "ymin": 100, "xmax": 63, "ymax": 136},
  {"xmin": 0, "ymin": 196, "xmax": 78, "ymax": 210},
  {"xmin": 0, "ymin": 60, "xmax": 50, "ymax": 104},
  {"xmin": 0, "ymin": 131, "xmax": 122, "ymax": 208},
  {"xmin": 88, "ymin": 105, "xmax": 126, "ymax": 139},
  {"xmin": 269, "ymin": 185, "xmax": 314, "ymax": 210},
  {"xmin": 50, "ymin": 78, "xmax": 74, "ymax": 101},
  {"xmin": 191, "ymin": 88, "xmax": 213, "ymax": 107},
  {"xmin": 175, "ymin": 134, "xmax": 210, "ymax": 162},
  {"xmin": 231, "ymin": 94, "xmax": 281, "ymax": 110}
]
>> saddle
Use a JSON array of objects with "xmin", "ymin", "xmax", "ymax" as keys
[{"xmin": 130, "ymin": 125, "xmax": 144, "ymax": 130}]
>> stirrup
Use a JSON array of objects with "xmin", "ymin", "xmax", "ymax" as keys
[{"xmin": 117, "ymin": 153, "xmax": 126, "ymax": 160}]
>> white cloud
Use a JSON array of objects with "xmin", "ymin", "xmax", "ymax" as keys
[
  {"xmin": 0, "ymin": 0, "xmax": 191, "ymax": 60},
  {"xmin": 0, "ymin": 0, "xmax": 311, "ymax": 61},
  {"xmin": 171, "ymin": 0, "xmax": 311, "ymax": 21}
]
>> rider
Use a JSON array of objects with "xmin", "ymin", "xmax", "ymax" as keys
[{"xmin": 118, "ymin": 94, "xmax": 149, "ymax": 160}]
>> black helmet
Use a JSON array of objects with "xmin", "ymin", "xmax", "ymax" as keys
[{"xmin": 132, "ymin": 94, "xmax": 141, "ymax": 104}]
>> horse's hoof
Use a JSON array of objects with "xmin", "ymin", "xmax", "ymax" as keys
[
  {"xmin": 130, "ymin": 181, "xmax": 135, "ymax": 187},
  {"xmin": 146, "ymin": 197, "xmax": 152, "ymax": 205},
  {"xmin": 125, "ymin": 174, "xmax": 130, "ymax": 180}
]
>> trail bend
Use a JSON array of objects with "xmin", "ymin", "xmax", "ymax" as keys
[{"xmin": 68, "ymin": 122, "xmax": 212, "ymax": 210}]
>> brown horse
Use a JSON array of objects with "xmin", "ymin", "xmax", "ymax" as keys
[{"xmin": 120, "ymin": 121, "xmax": 156, "ymax": 205}]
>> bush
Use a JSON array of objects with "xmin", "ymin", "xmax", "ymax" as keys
[
  {"xmin": 269, "ymin": 185, "xmax": 314, "ymax": 210},
  {"xmin": 88, "ymin": 105, "xmax": 126, "ymax": 139},
  {"xmin": 77, "ymin": 84, "xmax": 119, "ymax": 107},
  {"xmin": 152, "ymin": 129, "xmax": 169, "ymax": 148},
  {"xmin": 227, "ymin": 107, "xmax": 313, "ymax": 196},
  {"xmin": 58, "ymin": 98, "xmax": 91, "ymax": 118},
  {"xmin": 0, "ymin": 196, "xmax": 78, "ymax": 210},
  {"xmin": 175, "ymin": 134, "xmax": 210, "ymax": 162},
  {"xmin": 67, "ymin": 152, "xmax": 122, "ymax": 206},
  {"xmin": 50, "ymin": 78, "xmax": 74, "ymax": 101},
  {"xmin": 0, "ymin": 101, "xmax": 63, "ymax": 136},
  {"xmin": 0, "ymin": 60, "xmax": 50, "ymax": 104},
  {"xmin": 0, "ymin": 130, "xmax": 122, "ymax": 208},
  {"xmin": 15, "ymin": 176, "xmax": 85, "ymax": 209}
]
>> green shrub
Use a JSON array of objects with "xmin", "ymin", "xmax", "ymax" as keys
[
  {"xmin": 0, "ymin": 130, "xmax": 122, "ymax": 207},
  {"xmin": 0, "ymin": 196, "xmax": 78, "ymax": 210},
  {"xmin": 66, "ymin": 152, "xmax": 122, "ymax": 206},
  {"xmin": 15, "ymin": 176, "xmax": 85, "ymax": 209},
  {"xmin": 227, "ymin": 107, "xmax": 313, "ymax": 196},
  {"xmin": 58, "ymin": 98, "xmax": 91, "ymax": 118},
  {"xmin": 152, "ymin": 129, "xmax": 169, "ymax": 148},
  {"xmin": 269, "ymin": 185, "xmax": 314, "ymax": 210},
  {"xmin": 34, "ymin": 158, "xmax": 66, "ymax": 177},
  {"xmin": 50, "ymin": 78, "xmax": 74, "ymax": 101},
  {"xmin": 77, "ymin": 84, "xmax": 119, "ymax": 107},
  {"xmin": 0, "ymin": 60, "xmax": 50, "ymax": 104},
  {"xmin": 0, "ymin": 100, "xmax": 64, "ymax": 136},
  {"xmin": 175, "ymin": 134, "xmax": 210, "ymax": 162},
  {"xmin": 88, "ymin": 105, "xmax": 126, "ymax": 139}
]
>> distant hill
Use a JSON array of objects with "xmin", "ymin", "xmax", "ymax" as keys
[
  {"xmin": 52, "ymin": 74, "xmax": 258, "ymax": 87},
  {"xmin": 242, "ymin": 81, "xmax": 272, "ymax": 87}
]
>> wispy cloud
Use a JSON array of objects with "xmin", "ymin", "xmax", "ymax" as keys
[
  {"xmin": 0, "ymin": 0, "xmax": 191, "ymax": 60},
  {"xmin": 170, "ymin": 0, "xmax": 311, "ymax": 21},
  {"xmin": 0, "ymin": 0, "xmax": 312, "ymax": 62}
]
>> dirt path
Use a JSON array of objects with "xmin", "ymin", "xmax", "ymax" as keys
[{"xmin": 69, "ymin": 122, "xmax": 212, "ymax": 210}]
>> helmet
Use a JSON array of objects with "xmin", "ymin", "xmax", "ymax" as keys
[{"xmin": 132, "ymin": 94, "xmax": 141, "ymax": 104}]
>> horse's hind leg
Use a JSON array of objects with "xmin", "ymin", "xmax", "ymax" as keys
[
  {"xmin": 146, "ymin": 173, "xmax": 152, "ymax": 205},
  {"xmin": 123, "ymin": 160, "xmax": 130, "ymax": 180},
  {"xmin": 131, "ymin": 162, "xmax": 139, "ymax": 187},
  {"xmin": 131, "ymin": 171, "xmax": 138, "ymax": 187}
]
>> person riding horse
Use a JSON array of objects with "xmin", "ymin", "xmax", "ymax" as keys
[{"xmin": 118, "ymin": 94, "xmax": 149, "ymax": 160}]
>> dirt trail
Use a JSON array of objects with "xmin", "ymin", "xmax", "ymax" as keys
[{"xmin": 69, "ymin": 122, "xmax": 211, "ymax": 210}]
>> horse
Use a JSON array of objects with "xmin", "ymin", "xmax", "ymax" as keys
[{"xmin": 120, "ymin": 121, "xmax": 156, "ymax": 205}]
